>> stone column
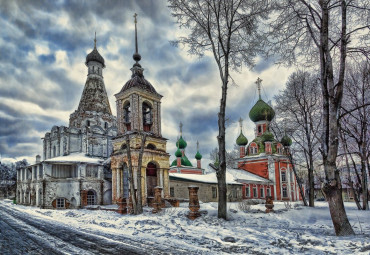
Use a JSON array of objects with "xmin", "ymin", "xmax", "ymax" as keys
[
  {"xmin": 112, "ymin": 168, "xmax": 117, "ymax": 203},
  {"xmin": 187, "ymin": 186, "xmax": 200, "ymax": 220},
  {"xmin": 163, "ymin": 169, "xmax": 170, "ymax": 198}
]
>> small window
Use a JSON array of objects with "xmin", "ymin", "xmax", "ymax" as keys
[
  {"xmin": 212, "ymin": 187, "xmax": 217, "ymax": 198},
  {"xmin": 260, "ymin": 188, "xmax": 264, "ymax": 198},
  {"xmin": 123, "ymin": 103, "xmax": 131, "ymax": 123},
  {"xmin": 245, "ymin": 186, "xmax": 250, "ymax": 197},
  {"xmin": 87, "ymin": 190, "xmax": 96, "ymax": 205},
  {"xmin": 232, "ymin": 189, "xmax": 237, "ymax": 198},
  {"xmin": 253, "ymin": 187, "xmax": 257, "ymax": 198},
  {"xmin": 104, "ymin": 122, "xmax": 108, "ymax": 129},
  {"xmin": 282, "ymin": 187, "xmax": 288, "ymax": 198},
  {"xmin": 87, "ymin": 120, "xmax": 90, "ymax": 127},
  {"xmin": 170, "ymin": 187, "xmax": 175, "ymax": 197},
  {"xmin": 258, "ymin": 125, "xmax": 262, "ymax": 133},
  {"xmin": 57, "ymin": 198, "xmax": 65, "ymax": 208},
  {"xmin": 86, "ymin": 165, "xmax": 98, "ymax": 178},
  {"xmin": 121, "ymin": 144, "xmax": 127, "ymax": 150},
  {"xmin": 281, "ymin": 171, "xmax": 286, "ymax": 182}
]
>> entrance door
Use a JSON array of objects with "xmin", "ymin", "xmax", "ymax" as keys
[
  {"xmin": 146, "ymin": 162, "xmax": 157, "ymax": 197},
  {"xmin": 87, "ymin": 190, "xmax": 96, "ymax": 205}
]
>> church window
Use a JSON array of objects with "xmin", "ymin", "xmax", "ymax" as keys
[
  {"xmin": 53, "ymin": 146, "xmax": 56, "ymax": 157},
  {"xmin": 282, "ymin": 187, "xmax": 288, "ymax": 198},
  {"xmin": 142, "ymin": 102, "xmax": 152, "ymax": 132},
  {"xmin": 92, "ymin": 66, "xmax": 95, "ymax": 73},
  {"xmin": 258, "ymin": 125, "xmax": 262, "ymax": 134},
  {"xmin": 281, "ymin": 171, "xmax": 286, "ymax": 182},
  {"xmin": 52, "ymin": 164, "xmax": 76, "ymax": 178},
  {"xmin": 232, "ymin": 189, "xmax": 237, "ymax": 198},
  {"xmin": 253, "ymin": 187, "xmax": 257, "ymax": 198},
  {"xmin": 260, "ymin": 187, "xmax": 264, "ymax": 198},
  {"xmin": 212, "ymin": 187, "xmax": 217, "ymax": 198},
  {"xmin": 123, "ymin": 102, "xmax": 131, "ymax": 130},
  {"xmin": 87, "ymin": 120, "xmax": 90, "ymax": 127},
  {"xmin": 170, "ymin": 187, "xmax": 175, "ymax": 197},
  {"xmin": 104, "ymin": 122, "xmax": 108, "ymax": 129},
  {"xmin": 87, "ymin": 190, "xmax": 96, "ymax": 205},
  {"xmin": 86, "ymin": 165, "xmax": 98, "ymax": 178},
  {"xmin": 56, "ymin": 198, "xmax": 65, "ymax": 208},
  {"xmin": 245, "ymin": 186, "xmax": 250, "ymax": 197}
]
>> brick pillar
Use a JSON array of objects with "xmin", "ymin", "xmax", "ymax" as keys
[
  {"xmin": 239, "ymin": 146, "xmax": 245, "ymax": 158},
  {"xmin": 152, "ymin": 186, "xmax": 163, "ymax": 213},
  {"xmin": 187, "ymin": 186, "xmax": 200, "ymax": 220},
  {"xmin": 197, "ymin": 159, "xmax": 201, "ymax": 169}
]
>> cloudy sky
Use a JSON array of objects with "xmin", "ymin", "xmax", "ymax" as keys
[{"xmin": 0, "ymin": 0, "xmax": 292, "ymax": 166}]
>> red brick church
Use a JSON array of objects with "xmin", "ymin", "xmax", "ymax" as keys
[{"xmin": 234, "ymin": 78, "xmax": 303, "ymax": 201}]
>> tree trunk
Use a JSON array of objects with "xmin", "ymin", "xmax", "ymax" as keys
[
  {"xmin": 136, "ymin": 133, "xmax": 147, "ymax": 214},
  {"xmin": 216, "ymin": 67, "xmax": 228, "ymax": 220},
  {"xmin": 126, "ymin": 135, "xmax": 137, "ymax": 214},
  {"xmin": 287, "ymin": 149, "xmax": 308, "ymax": 206}
]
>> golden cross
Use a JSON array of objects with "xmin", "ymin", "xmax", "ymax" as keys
[{"xmin": 134, "ymin": 13, "xmax": 137, "ymax": 24}]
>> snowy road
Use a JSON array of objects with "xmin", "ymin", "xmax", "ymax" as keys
[{"xmin": 0, "ymin": 202, "xmax": 183, "ymax": 255}]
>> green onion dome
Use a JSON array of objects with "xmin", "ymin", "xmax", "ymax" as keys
[
  {"xmin": 281, "ymin": 134, "xmax": 292, "ymax": 147},
  {"xmin": 175, "ymin": 148, "xmax": 182, "ymax": 157},
  {"xmin": 249, "ymin": 99, "xmax": 275, "ymax": 122},
  {"xmin": 236, "ymin": 131, "xmax": 248, "ymax": 146},
  {"xmin": 261, "ymin": 131, "xmax": 274, "ymax": 142},
  {"xmin": 176, "ymin": 136, "xmax": 187, "ymax": 149},
  {"xmin": 195, "ymin": 151, "xmax": 202, "ymax": 160},
  {"xmin": 171, "ymin": 155, "xmax": 193, "ymax": 167}
]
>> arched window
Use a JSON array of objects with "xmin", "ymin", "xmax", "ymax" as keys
[
  {"xmin": 142, "ymin": 102, "xmax": 152, "ymax": 131},
  {"xmin": 281, "ymin": 171, "xmax": 286, "ymax": 182},
  {"xmin": 53, "ymin": 146, "xmax": 56, "ymax": 157},
  {"xmin": 147, "ymin": 143, "xmax": 156, "ymax": 150},
  {"xmin": 87, "ymin": 190, "xmax": 96, "ymax": 205},
  {"xmin": 123, "ymin": 102, "xmax": 131, "ymax": 131},
  {"xmin": 104, "ymin": 122, "xmax": 108, "ymax": 129}
]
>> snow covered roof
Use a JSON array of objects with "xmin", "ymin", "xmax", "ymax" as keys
[
  {"xmin": 169, "ymin": 172, "xmax": 242, "ymax": 185},
  {"xmin": 44, "ymin": 153, "xmax": 104, "ymax": 164},
  {"xmin": 227, "ymin": 168, "xmax": 272, "ymax": 183}
]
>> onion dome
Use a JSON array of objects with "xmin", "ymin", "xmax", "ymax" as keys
[
  {"xmin": 170, "ymin": 155, "xmax": 193, "ymax": 167},
  {"xmin": 175, "ymin": 148, "xmax": 182, "ymax": 157},
  {"xmin": 85, "ymin": 36, "xmax": 105, "ymax": 67},
  {"xmin": 249, "ymin": 99, "xmax": 275, "ymax": 122},
  {"xmin": 236, "ymin": 131, "xmax": 248, "ymax": 146},
  {"xmin": 281, "ymin": 134, "xmax": 292, "ymax": 147},
  {"xmin": 176, "ymin": 136, "xmax": 187, "ymax": 149},
  {"xmin": 261, "ymin": 131, "xmax": 274, "ymax": 142},
  {"xmin": 195, "ymin": 151, "xmax": 202, "ymax": 160}
]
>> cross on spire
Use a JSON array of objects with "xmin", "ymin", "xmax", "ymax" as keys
[
  {"xmin": 197, "ymin": 140, "xmax": 199, "ymax": 150},
  {"xmin": 134, "ymin": 13, "xmax": 138, "ymax": 54},
  {"xmin": 239, "ymin": 117, "xmax": 243, "ymax": 130},
  {"xmin": 256, "ymin": 77, "xmax": 262, "ymax": 99},
  {"xmin": 179, "ymin": 122, "xmax": 183, "ymax": 136},
  {"xmin": 94, "ymin": 31, "xmax": 97, "ymax": 49}
]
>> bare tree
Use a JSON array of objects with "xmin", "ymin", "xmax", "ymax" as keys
[
  {"xmin": 168, "ymin": 0, "xmax": 271, "ymax": 219},
  {"xmin": 125, "ymin": 132, "xmax": 147, "ymax": 215},
  {"xmin": 340, "ymin": 61, "xmax": 370, "ymax": 210},
  {"xmin": 269, "ymin": 0, "xmax": 369, "ymax": 235},
  {"xmin": 273, "ymin": 71, "xmax": 322, "ymax": 207}
]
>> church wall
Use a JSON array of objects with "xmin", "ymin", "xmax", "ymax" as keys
[
  {"xmin": 170, "ymin": 180, "xmax": 242, "ymax": 203},
  {"xmin": 238, "ymin": 159, "xmax": 269, "ymax": 179}
]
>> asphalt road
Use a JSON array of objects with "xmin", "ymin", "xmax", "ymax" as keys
[{"xmin": 0, "ymin": 202, "xmax": 186, "ymax": 255}]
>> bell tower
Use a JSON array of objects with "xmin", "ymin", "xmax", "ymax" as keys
[{"xmin": 110, "ymin": 14, "xmax": 170, "ymax": 204}]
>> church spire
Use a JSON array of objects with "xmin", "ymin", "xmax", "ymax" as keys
[
  {"xmin": 132, "ymin": 13, "xmax": 142, "ymax": 65},
  {"xmin": 94, "ymin": 31, "xmax": 97, "ymax": 49}
]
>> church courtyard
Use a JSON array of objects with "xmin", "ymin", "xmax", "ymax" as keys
[{"xmin": 0, "ymin": 199, "xmax": 368, "ymax": 254}]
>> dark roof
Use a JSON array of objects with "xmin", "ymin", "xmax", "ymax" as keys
[
  {"xmin": 120, "ymin": 69, "xmax": 161, "ymax": 97},
  {"xmin": 85, "ymin": 47, "xmax": 105, "ymax": 67}
]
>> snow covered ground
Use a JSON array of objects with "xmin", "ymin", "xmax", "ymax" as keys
[{"xmin": 1, "ymin": 200, "xmax": 369, "ymax": 254}]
